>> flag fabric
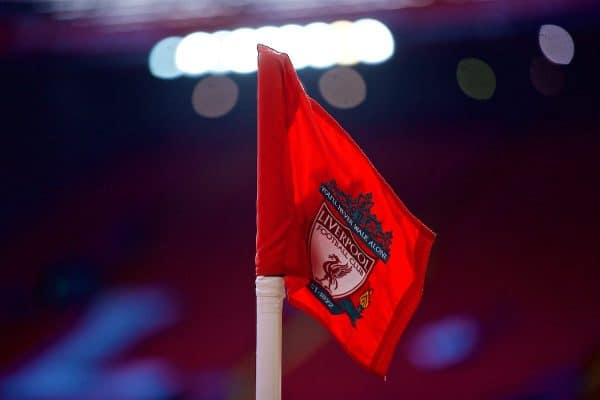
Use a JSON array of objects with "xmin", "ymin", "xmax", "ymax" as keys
[{"xmin": 255, "ymin": 44, "xmax": 436, "ymax": 377}]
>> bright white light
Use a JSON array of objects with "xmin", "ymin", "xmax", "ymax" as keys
[
  {"xmin": 330, "ymin": 20, "xmax": 359, "ymax": 66},
  {"xmin": 255, "ymin": 26, "xmax": 283, "ymax": 52},
  {"xmin": 209, "ymin": 30, "xmax": 232, "ymax": 73},
  {"xmin": 154, "ymin": 18, "xmax": 395, "ymax": 79},
  {"xmin": 539, "ymin": 24, "xmax": 575, "ymax": 65},
  {"xmin": 305, "ymin": 22, "xmax": 337, "ymax": 68},
  {"xmin": 351, "ymin": 19, "xmax": 395, "ymax": 64},
  {"xmin": 175, "ymin": 32, "xmax": 219, "ymax": 75},
  {"xmin": 221, "ymin": 27, "xmax": 259, "ymax": 74},
  {"xmin": 278, "ymin": 24, "xmax": 310, "ymax": 69},
  {"xmin": 148, "ymin": 37, "xmax": 182, "ymax": 79}
]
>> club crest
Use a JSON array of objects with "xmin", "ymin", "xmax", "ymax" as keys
[
  {"xmin": 306, "ymin": 181, "xmax": 394, "ymax": 327},
  {"xmin": 309, "ymin": 203, "xmax": 375, "ymax": 299}
]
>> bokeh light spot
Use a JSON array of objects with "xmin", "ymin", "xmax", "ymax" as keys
[
  {"xmin": 191, "ymin": 76, "xmax": 239, "ymax": 118},
  {"xmin": 175, "ymin": 32, "xmax": 220, "ymax": 75},
  {"xmin": 318, "ymin": 66, "xmax": 367, "ymax": 109},
  {"xmin": 456, "ymin": 58, "xmax": 496, "ymax": 100},
  {"xmin": 305, "ymin": 22, "xmax": 337, "ymax": 69},
  {"xmin": 530, "ymin": 56, "xmax": 565, "ymax": 96},
  {"xmin": 152, "ymin": 19, "xmax": 395, "ymax": 78},
  {"xmin": 221, "ymin": 27, "xmax": 259, "ymax": 74},
  {"xmin": 407, "ymin": 315, "xmax": 480, "ymax": 370},
  {"xmin": 208, "ymin": 30, "xmax": 232, "ymax": 74},
  {"xmin": 148, "ymin": 37, "xmax": 182, "ymax": 79},
  {"xmin": 539, "ymin": 24, "xmax": 575, "ymax": 65},
  {"xmin": 278, "ymin": 24, "xmax": 311, "ymax": 69},
  {"xmin": 330, "ymin": 20, "xmax": 359, "ymax": 66},
  {"xmin": 350, "ymin": 19, "xmax": 395, "ymax": 64}
]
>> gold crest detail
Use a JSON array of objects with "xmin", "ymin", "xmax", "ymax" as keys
[{"xmin": 359, "ymin": 289, "xmax": 373, "ymax": 309}]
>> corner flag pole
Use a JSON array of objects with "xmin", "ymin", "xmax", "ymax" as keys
[{"xmin": 256, "ymin": 275, "xmax": 285, "ymax": 400}]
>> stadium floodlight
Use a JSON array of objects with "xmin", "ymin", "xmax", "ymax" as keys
[{"xmin": 151, "ymin": 18, "xmax": 395, "ymax": 79}]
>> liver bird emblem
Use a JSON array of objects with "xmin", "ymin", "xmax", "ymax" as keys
[{"xmin": 317, "ymin": 254, "xmax": 352, "ymax": 292}]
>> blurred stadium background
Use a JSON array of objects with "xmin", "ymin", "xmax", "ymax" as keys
[{"xmin": 1, "ymin": 0, "xmax": 599, "ymax": 399}]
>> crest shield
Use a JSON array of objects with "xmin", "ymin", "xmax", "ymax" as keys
[{"xmin": 309, "ymin": 203, "xmax": 375, "ymax": 299}]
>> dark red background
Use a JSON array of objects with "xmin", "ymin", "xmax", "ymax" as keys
[{"xmin": 1, "ymin": 1, "xmax": 599, "ymax": 399}]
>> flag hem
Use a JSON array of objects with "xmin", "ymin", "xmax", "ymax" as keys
[{"xmin": 369, "ymin": 229, "xmax": 435, "ymax": 376}]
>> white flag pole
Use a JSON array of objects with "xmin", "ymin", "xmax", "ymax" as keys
[{"xmin": 256, "ymin": 276, "xmax": 285, "ymax": 400}]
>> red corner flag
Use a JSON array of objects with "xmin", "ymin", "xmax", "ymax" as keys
[{"xmin": 256, "ymin": 45, "xmax": 435, "ymax": 377}]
